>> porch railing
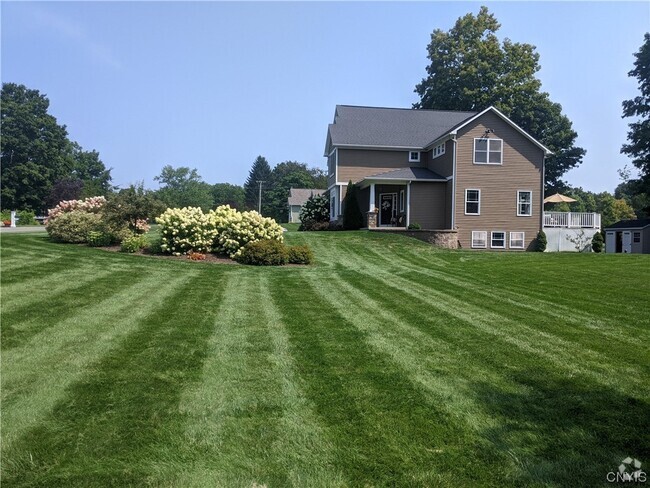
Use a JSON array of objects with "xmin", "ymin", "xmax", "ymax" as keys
[{"xmin": 543, "ymin": 212, "xmax": 601, "ymax": 229}]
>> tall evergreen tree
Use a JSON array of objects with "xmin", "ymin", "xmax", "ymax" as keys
[
  {"xmin": 342, "ymin": 181, "xmax": 363, "ymax": 230},
  {"xmin": 622, "ymin": 33, "xmax": 650, "ymax": 195},
  {"xmin": 414, "ymin": 6, "xmax": 585, "ymax": 192},
  {"xmin": 244, "ymin": 155, "xmax": 272, "ymax": 212}
]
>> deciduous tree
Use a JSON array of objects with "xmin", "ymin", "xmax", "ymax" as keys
[
  {"xmin": 621, "ymin": 33, "xmax": 650, "ymax": 199},
  {"xmin": 154, "ymin": 165, "xmax": 213, "ymax": 210},
  {"xmin": 414, "ymin": 6, "xmax": 585, "ymax": 191}
]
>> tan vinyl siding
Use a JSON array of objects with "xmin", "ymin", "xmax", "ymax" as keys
[
  {"xmin": 327, "ymin": 151, "xmax": 337, "ymax": 188},
  {"xmin": 454, "ymin": 112, "xmax": 545, "ymax": 250},
  {"xmin": 409, "ymin": 182, "xmax": 447, "ymax": 229},
  {"xmin": 426, "ymin": 139, "xmax": 454, "ymax": 178},
  {"xmin": 445, "ymin": 180, "xmax": 453, "ymax": 229},
  {"xmin": 337, "ymin": 149, "xmax": 417, "ymax": 183}
]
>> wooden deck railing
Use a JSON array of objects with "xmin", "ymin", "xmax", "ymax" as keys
[{"xmin": 543, "ymin": 212, "xmax": 601, "ymax": 229}]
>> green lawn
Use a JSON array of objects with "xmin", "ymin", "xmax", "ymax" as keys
[{"xmin": 2, "ymin": 230, "xmax": 649, "ymax": 487}]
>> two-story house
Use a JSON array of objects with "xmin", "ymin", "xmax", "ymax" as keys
[{"xmin": 324, "ymin": 105, "xmax": 552, "ymax": 250}]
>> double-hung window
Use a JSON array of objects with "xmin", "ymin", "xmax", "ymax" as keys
[
  {"xmin": 517, "ymin": 191, "xmax": 532, "ymax": 216},
  {"xmin": 510, "ymin": 232, "xmax": 525, "ymax": 249},
  {"xmin": 491, "ymin": 232, "xmax": 506, "ymax": 249},
  {"xmin": 465, "ymin": 189, "xmax": 480, "ymax": 215},
  {"xmin": 474, "ymin": 138, "xmax": 502, "ymax": 164},
  {"xmin": 471, "ymin": 231, "xmax": 487, "ymax": 248},
  {"xmin": 409, "ymin": 151, "xmax": 420, "ymax": 163},
  {"xmin": 633, "ymin": 232, "xmax": 641, "ymax": 243}
]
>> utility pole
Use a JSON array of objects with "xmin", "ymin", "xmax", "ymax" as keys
[{"xmin": 257, "ymin": 180, "xmax": 265, "ymax": 214}]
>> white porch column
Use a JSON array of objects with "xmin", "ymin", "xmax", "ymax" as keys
[
  {"xmin": 406, "ymin": 182, "xmax": 411, "ymax": 227},
  {"xmin": 10, "ymin": 210, "xmax": 17, "ymax": 228},
  {"xmin": 369, "ymin": 183, "xmax": 376, "ymax": 211}
]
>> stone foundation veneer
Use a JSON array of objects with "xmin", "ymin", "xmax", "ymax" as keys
[
  {"xmin": 373, "ymin": 229, "xmax": 459, "ymax": 249},
  {"xmin": 366, "ymin": 211, "xmax": 378, "ymax": 229}
]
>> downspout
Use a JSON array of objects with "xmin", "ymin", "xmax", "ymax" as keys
[{"xmin": 451, "ymin": 135, "xmax": 457, "ymax": 229}]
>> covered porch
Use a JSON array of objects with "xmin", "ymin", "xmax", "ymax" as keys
[{"xmin": 357, "ymin": 167, "xmax": 450, "ymax": 229}]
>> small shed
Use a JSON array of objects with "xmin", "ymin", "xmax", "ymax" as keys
[
  {"xmin": 605, "ymin": 218, "xmax": 650, "ymax": 254},
  {"xmin": 287, "ymin": 188, "xmax": 326, "ymax": 223}
]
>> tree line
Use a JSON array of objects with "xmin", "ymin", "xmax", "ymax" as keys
[{"xmin": 0, "ymin": 83, "xmax": 326, "ymax": 222}]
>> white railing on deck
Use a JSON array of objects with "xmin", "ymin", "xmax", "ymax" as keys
[{"xmin": 543, "ymin": 212, "xmax": 601, "ymax": 229}]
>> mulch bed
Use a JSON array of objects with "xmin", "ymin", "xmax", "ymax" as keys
[{"xmin": 97, "ymin": 246, "xmax": 238, "ymax": 265}]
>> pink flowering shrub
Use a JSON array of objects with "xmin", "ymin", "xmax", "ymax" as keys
[
  {"xmin": 134, "ymin": 219, "xmax": 150, "ymax": 234},
  {"xmin": 46, "ymin": 196, "xmax": 106, "ymax": 223}
]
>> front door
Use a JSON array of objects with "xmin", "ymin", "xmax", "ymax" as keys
[
  {"xmin": 379, "ymin": 193, "xmax": 397, "ymax": 226},
  {"xmin": 622, "ymin": 231, "xmax": 632, "ymax": 253}
]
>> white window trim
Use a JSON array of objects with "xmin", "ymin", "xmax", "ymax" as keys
[
  {"xmin": 491, "ymin": 231, "xmax": 506, "ymax": 249},
  {"xmin": 473, "ymin": 138, "xmax": 503, "ymax": 165},
  {"xmin": 409, "ymin": 151, "xmax": 421, "ymax": 163},
  {"xmin": 509, "ymin": 231, "xmax": 525, "ymax": 249},
  {"xmin": 432, "ymin": 143, "xmax": 446, "ymax": 160},
  {"xmin": 471, "ymin": 231, "xmax": 487, "ymax": 249},
  {"xmin": 517, "ymin": 190, "xmax": 533, "ymax": 217},
  {"xmin": 465, "ymin": 189, "xmax": 481, "ymax": 215}
]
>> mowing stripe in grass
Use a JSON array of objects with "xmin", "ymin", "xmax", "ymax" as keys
[
  {"xmin": 2, "ymin": 268, "xmax": 148, "ymax": 349},
  {"xmin": 2, "ymin": 268, "xmax": 228, "ymax": 487},
  {"xmin": 270, "ymin": 273, "xmax": 506, "ymax": 487},
  {"xmin": 175, "ymin": 273, "xmax": 292, "ymax": 487},
  {"xmin": 1, "ymin": 269, "xmax": 198, "ymax": 455},
  {"xmin": 0, "ymin": 265, "xmax": 118, "ymax": 314},
  {"xmin": 347, "ymin": 265, "xmax": 648, "ymax": 395}
]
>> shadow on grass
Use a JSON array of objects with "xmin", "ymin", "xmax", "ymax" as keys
[{"xmin": 469, "ymin": 369, "xmax": 650, "ymax": 487}]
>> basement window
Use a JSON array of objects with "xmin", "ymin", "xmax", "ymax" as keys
[{"xmin": 471, "ymin": 231, "xmax": 487, "ymax": 248}]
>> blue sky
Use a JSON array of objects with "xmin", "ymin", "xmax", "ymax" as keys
[{"xmin": 2, "ymin": 2, "xmax": 649, "ymax": 192}]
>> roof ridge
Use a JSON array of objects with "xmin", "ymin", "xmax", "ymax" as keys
[{"xmin": 336, "ymin": 104, "xmax": 477, "ymax": 114}]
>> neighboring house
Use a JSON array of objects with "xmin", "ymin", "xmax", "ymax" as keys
[
  {"xmin": 605, "ymin": 219, "xmax": 650, "ymax": 254},
  {"xmin": 324, "ymin": 104, "xmax": 553, "ymax": 250},
  {"xmin": 287, "ymin": 188, "xmax": 326, "ymax": 223}
]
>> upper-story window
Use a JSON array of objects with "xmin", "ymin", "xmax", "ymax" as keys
[
  {"xmin": 465, "ymin": 189, "xmax": 480, "ymax": 215},
  {"xmin": 474, "ymin": 138, "xmax": 503, "ymax": 165},
  {"xmin": 517, "ymin": 191, "xmax": 532, "ymax": 216},
  {"xmin": 409, "ymin": 151, "xmax": 420, "ymax": 163},
  {"xmin": 432, "ymin": 143, "xmax": 446, "ymax": 159}
]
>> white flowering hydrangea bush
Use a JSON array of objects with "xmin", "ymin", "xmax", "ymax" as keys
[
  {"xmin": 209, "ymin": 206, "xmax": 284, "ymax": 258},
  {"xmin": 156, "ymin": 205, "xmax": 283, "ymax": 258},
  {"xmin": 156, "ymin": 207, "xmax": 219, "ymax": 256}
]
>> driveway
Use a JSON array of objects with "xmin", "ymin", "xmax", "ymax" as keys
[{"xmin": 0, "ymin": 226, "xmax": 47, "ymax": 234}]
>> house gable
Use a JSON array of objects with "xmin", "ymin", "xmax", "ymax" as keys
[{"xmin": 453, "ymin": 110, "xmax": 545, "ymax": 250}]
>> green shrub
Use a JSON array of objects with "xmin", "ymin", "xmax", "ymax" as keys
[
  {"xmin": 17, "ymin": 210, "xmax": 38, "ymax": 226},
  {"xmin": 0, "ymin": 210, "xmax": 10, "ymax": 222},
  {"xmin": 592, "ymin": 231, "xmax": 604, "ymax": 253},
  {"xmin": 147, "ymin": 236, "xmax": 164, "ymax": 255},
  {"xmin": 299, "ymin": 194, "xmax": 330, "ymax": 230},
  {"xmin": 87, "ymin": 231, "xmax": 112, "ymax": 247},
  {"xmin": 46, "ymin": 210, "xmax": 102, "ymax": 243},
  {"xmin": 301, "ymin": 219, "xmax": 331, "ymax": 231},
  {"xmin": 535, "ymin": 230, "xmax": 547, "ymax": 252},
  {"xmin": 287, "ymin": 245, "xmax": 314, "ymax": 265},
  {"xmin": 120, "ymin": 234, "xmax": 148, "ymax": 253},
  {"xmin": 408, "ymin": 222, "xmax": 421, "ymax": 230},
  {"xmin": 343, "ymin": 181, "xmax": 364, "ymax": 230},
  {"xmin": 235, "ymin": 240, "xmax": 288, "ymax": 266}
]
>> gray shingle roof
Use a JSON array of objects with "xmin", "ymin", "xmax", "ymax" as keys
[
  {"xmin": 326, "ymin": 105, "xmax": 476, "ymax": 153},
  {"xmin": 288, "ymin": 188, "xmax": 326, "ymax": 206},
  {"xmin": 364, "ymin": 167, "xmax": 447, "ymax": 182},
  {"xmin": 605, "ymin": 218, "xmax": 650, "ymax": 230}
]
